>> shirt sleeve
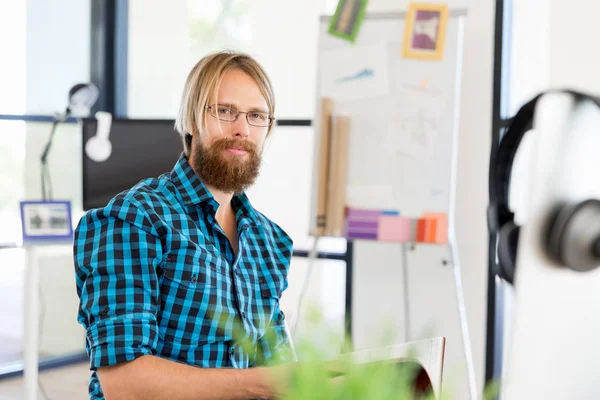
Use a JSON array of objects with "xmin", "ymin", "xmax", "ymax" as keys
[{"xmin": 73, "ymin": 197, "xmax": 163, "ymax": 370}]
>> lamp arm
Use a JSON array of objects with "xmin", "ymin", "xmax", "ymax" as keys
[{"xmin": 40, "ymin": 118, "xmax": 60, "ymax": 164}]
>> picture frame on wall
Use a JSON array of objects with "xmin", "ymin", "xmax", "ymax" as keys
[
  {"xmin": 328, "ymin": 0, "xmax": 369, "ymax": 43},
  {"xmin": 19, "ymin": 200, "xmax": 73, "ymax": 242},
  {"xmin": 402, "ymin": 3, "xmax": 449, "ymax": 61}
]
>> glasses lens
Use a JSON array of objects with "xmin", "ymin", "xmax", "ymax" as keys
[
  {"xmin": 247, "ymin": 112, "xmax": 271, "ymax": 127},
  {"xmin": 213, "ymin": 105, "xmax": 236, "ymax": 122}
]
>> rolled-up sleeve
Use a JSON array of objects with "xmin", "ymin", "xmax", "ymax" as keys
[
  {"xmin": 257, "ymin": 304, "xmax": 297, "ymax": 366},
  {"xmin": 73, "ymin": 197, "xmax": 162, "ymax": 370}
]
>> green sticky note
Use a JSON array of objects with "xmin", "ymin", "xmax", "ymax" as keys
[{"xmin": 328, "ymin": 0, "xmax": 368, "ymax": 43}]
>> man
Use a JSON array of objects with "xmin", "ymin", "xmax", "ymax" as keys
[{"xmin": 74, "ymin": 51, "xmax": 295, "ymax": 399}]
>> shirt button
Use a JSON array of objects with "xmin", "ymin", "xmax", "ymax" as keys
[
  {"xmin": 241, "ymin": 312, "xmax": 246, "ymax": 319},
  {"xmin": 191, "ymin": 276, "xmax": 197, "ymax": 284}
]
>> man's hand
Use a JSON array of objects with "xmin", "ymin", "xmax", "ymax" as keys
[
  {"xmin": 253, "ymin": 363, "xmax": 294, "ymax": 399},
  {"xmin": 255, "ymin": 360, "xmax": 348, "ymax": 399}
]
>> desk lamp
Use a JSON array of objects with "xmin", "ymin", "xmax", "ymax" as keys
[{"xmin": 39, "ymin": 83, "xmax": 99, "ymax": 200}]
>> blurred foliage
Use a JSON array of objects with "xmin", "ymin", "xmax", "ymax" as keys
[{"xmin": 224, "ymin": 304, "xmax": 501, "ymax": 399}]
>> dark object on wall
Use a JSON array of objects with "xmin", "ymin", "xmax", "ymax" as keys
[{"xmin": 82, "ymin": 118, "xmax": 182, "ymax": 210}]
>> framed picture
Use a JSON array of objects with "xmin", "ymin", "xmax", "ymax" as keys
[
  {"xmin": 402, "ymin": 3, "xmax": 449, "ymax": 60},
  {"xmin": 20, "ymin": 200, "xmax": 73, "ymax": 242},
  {"xmin": 328, "ymin": 0, "xmax": 369, "ymax": 43}
]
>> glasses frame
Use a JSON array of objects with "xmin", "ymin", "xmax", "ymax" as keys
[{"xmin": 205, "ymin": 104, "xmax": 275, "ymax": 128}]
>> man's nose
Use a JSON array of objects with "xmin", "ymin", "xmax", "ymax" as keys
[{"xmin": 231, "ymin": 113, "xmax": 250, "ymax": 137}]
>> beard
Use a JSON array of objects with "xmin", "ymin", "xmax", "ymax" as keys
[{"xmin": 190, "ymin": 137, "xmax": 262, "ymax": 194}]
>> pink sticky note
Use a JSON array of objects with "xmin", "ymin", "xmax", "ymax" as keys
[{"xmin": 378, "ymin": 216, "xmax": 411, "ymax": 242}]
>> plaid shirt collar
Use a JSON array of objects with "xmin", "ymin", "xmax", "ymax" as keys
[{"xmin": 169, "ymin": 153, "xmax": 262, "ymax": 227}]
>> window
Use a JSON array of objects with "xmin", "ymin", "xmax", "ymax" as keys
[
  {"xmin": 128, "ymin": 0, "xmax": 331, "ymax": 119},
  {"xmin": 0, "ymin": 1, "xmax": 26, "ymax": 244},
  {"xmin": 188, "ymin": 0, "xmax": 252, "ymax": 59}
]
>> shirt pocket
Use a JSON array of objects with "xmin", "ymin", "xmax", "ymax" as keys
[
  {"xmin": 163, "ymin": 250, "xmax": 223, "ymax": 290},
  {"xmin": 162, "ymin": 255, "xmax": 215, "ymax": 289}
]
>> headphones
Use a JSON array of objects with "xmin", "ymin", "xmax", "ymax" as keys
[
  {"xmin": 85, "ymin": 111, "xmax": 113, "ymax": 162},
  {"xmin": 489, "ymin": 90, "xmax": 600, "ymax": 284}
]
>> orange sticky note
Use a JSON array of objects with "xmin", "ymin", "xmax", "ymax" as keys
[
  {"xmin": 423, "ymin": 212, "xmax": 448, "ymax": 244},
  {"xmin": 415, "ymin": 218, "xmax": 427, "ymax": 242},
  {"xmin": 425, "ymin": 218, "xmax": 438, "ymax": 243}
]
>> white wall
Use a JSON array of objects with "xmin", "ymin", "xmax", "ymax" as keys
[
  {"xmin": 510, "ymin": 0, "xmax": 600, "ymax": 109},
  {"xmin": 547, "ymin": 1, "xmax": 600, "ymax": 94}
]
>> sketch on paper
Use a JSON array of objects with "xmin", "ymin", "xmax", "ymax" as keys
[
  {"xmin": 320, "ymin": 44, "xmax": 390, "ymax": 102},
  {"xmin": 385, "ymin": 85, "xmax": 447, "ymax": 162},
  {"xmin": 398, "ymin": 109, "xmax": 439, "ymax": 154},
  {"xmin": 336, "ymin": 68, "xmax": 374, "ymax": 83}
]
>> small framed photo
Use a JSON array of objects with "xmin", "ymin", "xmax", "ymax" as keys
[
  {"xmin": 20, "ymin": 200, "xmax": 73, "ymax": 242},
  {"xmin": 402, "ymin": 3, "xmax": 449, "ymax": 60},
  {"xmin": 328, "ymin": 0, "xmax": 368, "ymax": 43}
]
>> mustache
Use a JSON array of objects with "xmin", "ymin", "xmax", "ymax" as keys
[{"xmin": 211, "ymin": 138, "xmax": 257, "ymax": 153}]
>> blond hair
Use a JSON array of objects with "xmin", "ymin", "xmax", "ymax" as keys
[{"xmin": 175, "ymin": 50, "xmax": 276, "ymax": 156}]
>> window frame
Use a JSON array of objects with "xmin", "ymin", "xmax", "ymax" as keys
[{"xmin": 487, "ymin": 0, "xmax": 514, "ymax": 395}]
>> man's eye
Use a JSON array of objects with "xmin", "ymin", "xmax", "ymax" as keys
[
  {"xmin": 218, "ymin": 107, "xmax": 231, "ymax": 114},
  {"xmin": 251, "ymin": 113, "xmax": 266, "ymax": 120}
]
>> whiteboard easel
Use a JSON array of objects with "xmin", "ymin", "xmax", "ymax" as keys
[{"xmin": 310, "ymin": 10, "xmax": 478, "ymax": 399}]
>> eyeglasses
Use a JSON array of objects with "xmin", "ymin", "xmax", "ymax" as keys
[{"xmin": 205, "ymin": 104, "xmax": 274, "ymax": 127}]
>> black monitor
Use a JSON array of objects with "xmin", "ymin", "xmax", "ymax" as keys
[{"xmin": 82, "ymin": 118, "xmax": 182, "ymax": 210}]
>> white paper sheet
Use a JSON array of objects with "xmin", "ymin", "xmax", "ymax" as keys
[
  {"xmin": 348, "ymin": 337, "xmax": 446, "ymax": 399},
  {"xmin": 346, "ymin": 183, "xmax": 396, "ymax": 210},
  {"xmin": 319, "ymin": 43, "xmax": 390, "ymax": 103}
]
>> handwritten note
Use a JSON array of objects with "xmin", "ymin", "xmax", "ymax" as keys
[{"xmin": 320, "ymin": 43, "xmax": 390, "ymax": 103}]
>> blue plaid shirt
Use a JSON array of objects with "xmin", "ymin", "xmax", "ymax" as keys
[{"xmin": 73, "ymin": 154, "xmax": 295, "ymax": 399}]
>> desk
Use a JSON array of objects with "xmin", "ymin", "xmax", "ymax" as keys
[
  {"xmin": 22, "ymin": 242, "xmax": 76, "ymax": 400},
  {"xmin": 24, "ymin": 246, "xmax": 40, "ymax": 400}
]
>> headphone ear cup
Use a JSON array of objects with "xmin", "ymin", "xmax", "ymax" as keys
[
  {"xmin": 546, "ymin": 199, "xmax": 600, "ymax": 271},
  {"xmin": 497, "ymin": 222, "xmax": 520, "ymax": 284}
]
